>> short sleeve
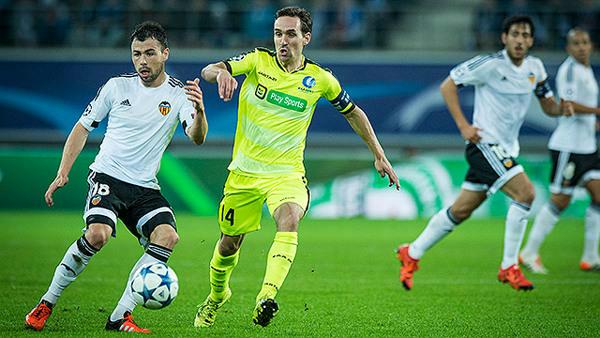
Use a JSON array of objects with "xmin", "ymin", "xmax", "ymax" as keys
[
  {"xmin": 450, "ymin": 54, "xmax": 496, "ymax": 87},
  {"xmin": 78, "ymin": 78, "xmax": 115, "ymax": 131},
  {"xmin": 223, "ymin": 49, "xmax": 259, "ymax": 76},
  {"xmin": 556, "ymin": 62, "xmax": 576, "ymax": 101},
  {"xmin": 322, "ymin": 70, "xmax": 355, "ymax": 114},
  {"xmin": 178, "ymin": 93, "xmax": 196, "ymax": 136}
]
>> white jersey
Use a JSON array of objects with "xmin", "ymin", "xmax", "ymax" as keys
[
  {"xmin": 548, "ymin": 57, "xmax": 598, "ymax": 154},
  {"xmin": 450, "ymin": 49, "xmax": 551, "ymax": 157},
  {"xmin": 79, "ymin": 73, "xmax": 195, "ymax": 190}
]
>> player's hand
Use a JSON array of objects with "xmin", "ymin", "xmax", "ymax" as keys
[
  {"xmin": 374, "ymin": 157, "xmax": 400, "ymax": 190},
  {"xmin": 560, "ymin": 99, "xmax": 574, "ymax": 116},
  {"xmin": 460, "ymin": 124, "xmax": 482, "ymax": 143},
  {"xmin": 185, "ymin": 78, "xmax": 205, "ymax": 114},
  {"xmin": 216, "ymin": 70, "xmax": 238, "ymax": 102},
  {"xmin": 45, "ymin": 174, "xmax": 69, "ymax": 207}
]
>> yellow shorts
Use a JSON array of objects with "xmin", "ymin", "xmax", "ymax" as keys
[{"xmin": 217, "ymin": 171, "xmax": 309, "ymax": 236}]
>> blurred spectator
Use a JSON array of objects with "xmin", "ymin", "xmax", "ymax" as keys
[
  {"xmin": 11, "ymin": 0, "xmax": 38, "ymax": 46},
  {"xmin": 577, "ymin": 0, "xmax": 600, "ymax": 46},
  {"xmin": 243, "ymin": 0, "xmax": 275, "ymax": 47},
  {"xmin": 330, "ymin": 0, "xmax": 364, "ymax": 48},
  {"xmin": 473, "ymin": 0, "xmax": 503, "ymax": 50}
]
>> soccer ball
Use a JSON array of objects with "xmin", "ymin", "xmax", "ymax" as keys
[{"xmin": 130, "ymin": 262, "xmax": 179, "ymax": 309}]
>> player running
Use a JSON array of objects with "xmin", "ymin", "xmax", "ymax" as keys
[
  {"xmin": 194, "ymin": 6, "xmax": 399, "ymax": 328},
  {"xmin": 520, "ymin": 27, "xmax": 600, "ymax": 273},
  {"xmin": 25, "ymin": 21, "xmax": 208, "ymax": 333},
  {"xmin": 396, "ymin": 16, "xmax": 573, "ymax": 291}
]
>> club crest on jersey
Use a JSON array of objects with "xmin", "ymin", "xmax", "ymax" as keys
[
  {"xmin": 158, "ymin": 101, "xmax": 171, "ymax": 116},
  {"xmin": 528, "ymin": 72, "xmax": 536, "ymax": 85},
  {"xmin": 302, "ymin": 76, "xmax": 316, "ymax": 89}
]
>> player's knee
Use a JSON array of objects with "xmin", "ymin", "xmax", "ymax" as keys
[
  {"xmin": 514, "ymin": 184, "xmax": 535, "ymax": 205},
  {"xmin": 151, "ymin": 224, "xmax": 179, "ymax": 248},
  {"xmin": 550, "ymin": 195, "xmax": 570, "ymax": 212},
  {"xmin": 449, "ymin": 205, "xmax": 472, "ymax": 223},
  {"xmin": 219, "ymin": 237, "xmax": 242, "ymax": 256},
  {"xmin": 85, "ymin": 223, "xmax": 112, "ymax": 249}
]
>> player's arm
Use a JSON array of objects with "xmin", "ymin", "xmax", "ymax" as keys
[
  {"xmin": 440, "ymin": 76, "xmax": 481, "ymax": 143},
  {"xmin": 184, "ymin": 78, "xmax": 208, "ymax": 145},
  {"xmin": 570, "ymin": 102, "xmax": 600, "ymax": 115},
  {"xmin": 45, "ymin": 122, "xmax": 90, "ymax": 207},
  {"xmin": 343, "ymin": 106, "xmax": 400, "ymax": 190},
  {"xmin": 536, "ymin": 79, "xmax": 574, "ymax": 116},
  {"xmin": 201, "ymin": 62, "xmax": 238, "ymax": 102}
]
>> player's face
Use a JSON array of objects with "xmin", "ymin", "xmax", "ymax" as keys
[
  {"xmin": 501, "ymin": 23, "xmax": 533, "ymax": 64},
  {"xmin": 567, "ymin": 31, "xmax": 592, "ymax": 65},
  {"xmin": 131, "ymin": 38, "xmax": 169, "ymax": 86},
  {"xmin": 274, "ymin": 16, "xmax": 311, "ymax": 66}
]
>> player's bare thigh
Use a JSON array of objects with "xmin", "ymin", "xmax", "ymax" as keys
[
  {"xmin": 501, "ymin": 171, "xmax": 535, "ymax": 205},
  {"xmin": 449, "ymin": 189, "xmax": 487, "ymax": 221},
  {"xmin": 273, "ymin": 202, "xmax": 305, "ymax": 232}
]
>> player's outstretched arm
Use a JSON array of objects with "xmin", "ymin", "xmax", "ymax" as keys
[
  {"xmin": 567, "ymin": 101, "xmax": 600, "ymax": 115},
  {"xmin": 184, "ymin": 78, "xmax": 208, "ymax": 145},
  {"xmin": 201, "ymin": 62, "xmax": 238, "ymax": 102},
  {"xmin": 539, "ymin": 96, "xmax": 574, "ymax": 117},
  {"xmin": 343, "ymin": 106, "xmax": 400, "ymax": 190},
  {"xmin": 440, "ymin": 76, "xmax": 481, "ymax": 143},
  {"xmin": 45, "ymin": 122, "xmax": 89, "ymax": 207}
]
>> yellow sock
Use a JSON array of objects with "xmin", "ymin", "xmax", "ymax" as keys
[
  {"xmin": 256, "ymin": 232, "xmax": 298, "ymax": 302},
  {"xmin": 208, "ymin": 242, "xmax": 239, "ymax": 302}
]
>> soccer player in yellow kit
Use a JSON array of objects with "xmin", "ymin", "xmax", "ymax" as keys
[{"xmin": 194, "ymin": 6, "xmax": 399, "ymax": 328}]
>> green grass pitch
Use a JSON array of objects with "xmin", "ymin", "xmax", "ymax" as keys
[{"xmin": 1, "ymin": 211, "xmax": 599, "ymax": 337}]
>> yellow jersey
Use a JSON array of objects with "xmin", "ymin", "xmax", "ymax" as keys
[{"xmin": 223, "ymin": 47, "xmax": 355, "ymax": 176}]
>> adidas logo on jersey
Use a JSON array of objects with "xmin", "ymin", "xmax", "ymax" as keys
[{"xmin": 120, "ymin": 99, "xmax": 131, "ymax": 106}]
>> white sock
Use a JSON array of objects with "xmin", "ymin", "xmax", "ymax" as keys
[
  {"xmin": 109, "ymin": 244, "xmax": 172, "ymax": 322},
  {"xmin": 521, "ymin": 202, "xmax": 560, "ymax": 258},
  {"xmin": 582, "ymin": 204, "xmax": 600, "ymax": 263},
  {"xmin": 409, "ymin": 208, "xmax": 458, "ymax": 259},
  {"xmin": 501, "ymin": 202, "xmax": 530, "ymax": 269},
  {"xmin": 42, "ymin": 236, "xmax": 98, "ymax": 305}
]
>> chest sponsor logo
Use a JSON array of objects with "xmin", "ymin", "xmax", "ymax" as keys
[
  {"xmin": 255, "ymin": 84, "xmax": 267, "ymax": 99},
  {"xmin": 158, "ymin": 101, "xmax": 171, "ymax": 116},
  {"xmin": 266, "ymin": 90, "xmax": 307, "ymax": 112}
]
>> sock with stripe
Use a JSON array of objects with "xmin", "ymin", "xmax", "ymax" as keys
[
  {"xmin": 208, "ymin": 242, "xmax": 240, "ymax": 302},
  {"xmin": 582, "ymin": 203, "xmax": 600, "ymax": 263},
  {"xmin": 501, "ymin": 201, "xmax": 530, "ymax": 269},
  {"xmin": 521, "ymin": 201, "xmax": 561, "ymax": 258},
  {"xmin": 256, "ymin": 232, "xmax": 298, "ymax": 302},
  {"xmin": 41, "ymin": 235, "xmax": 98, "ymax": 305},
  {"xmin": 409, "ymin": 208, "xmax": 459, "ymax": 259},
  {"xmin": 109, "ymin": 243, "xmax": 172, "ymax": 322}
]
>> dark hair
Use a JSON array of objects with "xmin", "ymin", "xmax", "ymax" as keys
[
  {"xmin": 130, "ymin": 21, "xmax": 168, "ymax": 49},
  {"xmin": 502, "ymin": 15, "xmax": 535, "ymax": 37},
  {"xmin": 275, "ymin": 6, "xmax": 312, "ymax": 34}
]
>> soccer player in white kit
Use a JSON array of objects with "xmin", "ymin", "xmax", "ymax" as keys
[
  {"xmin": 25, "ymin": 21, "xmax": 208, "ymax": 333},
  {"xmin": 396, "ymin": 16, "xmax": 574, "ymax": 291},
  {"xmin": 520, "ymin": 28, "xmax": 600, "ymax": 273}
]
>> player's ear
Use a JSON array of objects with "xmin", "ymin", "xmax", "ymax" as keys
[
  {"xmin": 501, "ymin": 32, "xmax": 507, "ymax": 45},
  {"xmin": 163, "ymin": 47, "xmax": 170, "ymax": 61},
  {"xmin": 303, "ymin": 32, "xmax": 311, "ymax": 46}
]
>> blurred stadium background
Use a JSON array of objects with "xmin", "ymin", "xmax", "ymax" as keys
[{"xmin": 1, "ymin": 0, "xmax": 600, "ymax": 219}]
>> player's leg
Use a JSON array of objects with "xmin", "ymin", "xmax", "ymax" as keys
[
  {"xmin": 26, "ymin": 171, "xmax": 118, "ymax": 331},
  {"xmin": 106, "ymin": 187, "xmax": 178, "ymax": 333},
  {"xmin": 253, "ymin": 175, "xmax": 308, "ymax": 326},
  {"xmin": 521, "ymin": 149, "xmax": 574, "ymax": 273},
  {"xmin": 195, "ymin": 172, "xmax": 264, "ymax": 328},
  {"xmin": 520, "ymin": 193, "xmax": 570, "ymax": 273},
  {"xmin": 25, "ymin": 223, "xmax": 111, "ymax": 331},
  {"xmin": 397, "ymin": 189, "xmax": 486, "ymax": 290},
  {"xmin": 581, "ymin": 179, "xmax": 600, "ymax": 270},
  {"xmin": 499, "ymin": 171, "xmax": 535, "ymax": 290}
]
